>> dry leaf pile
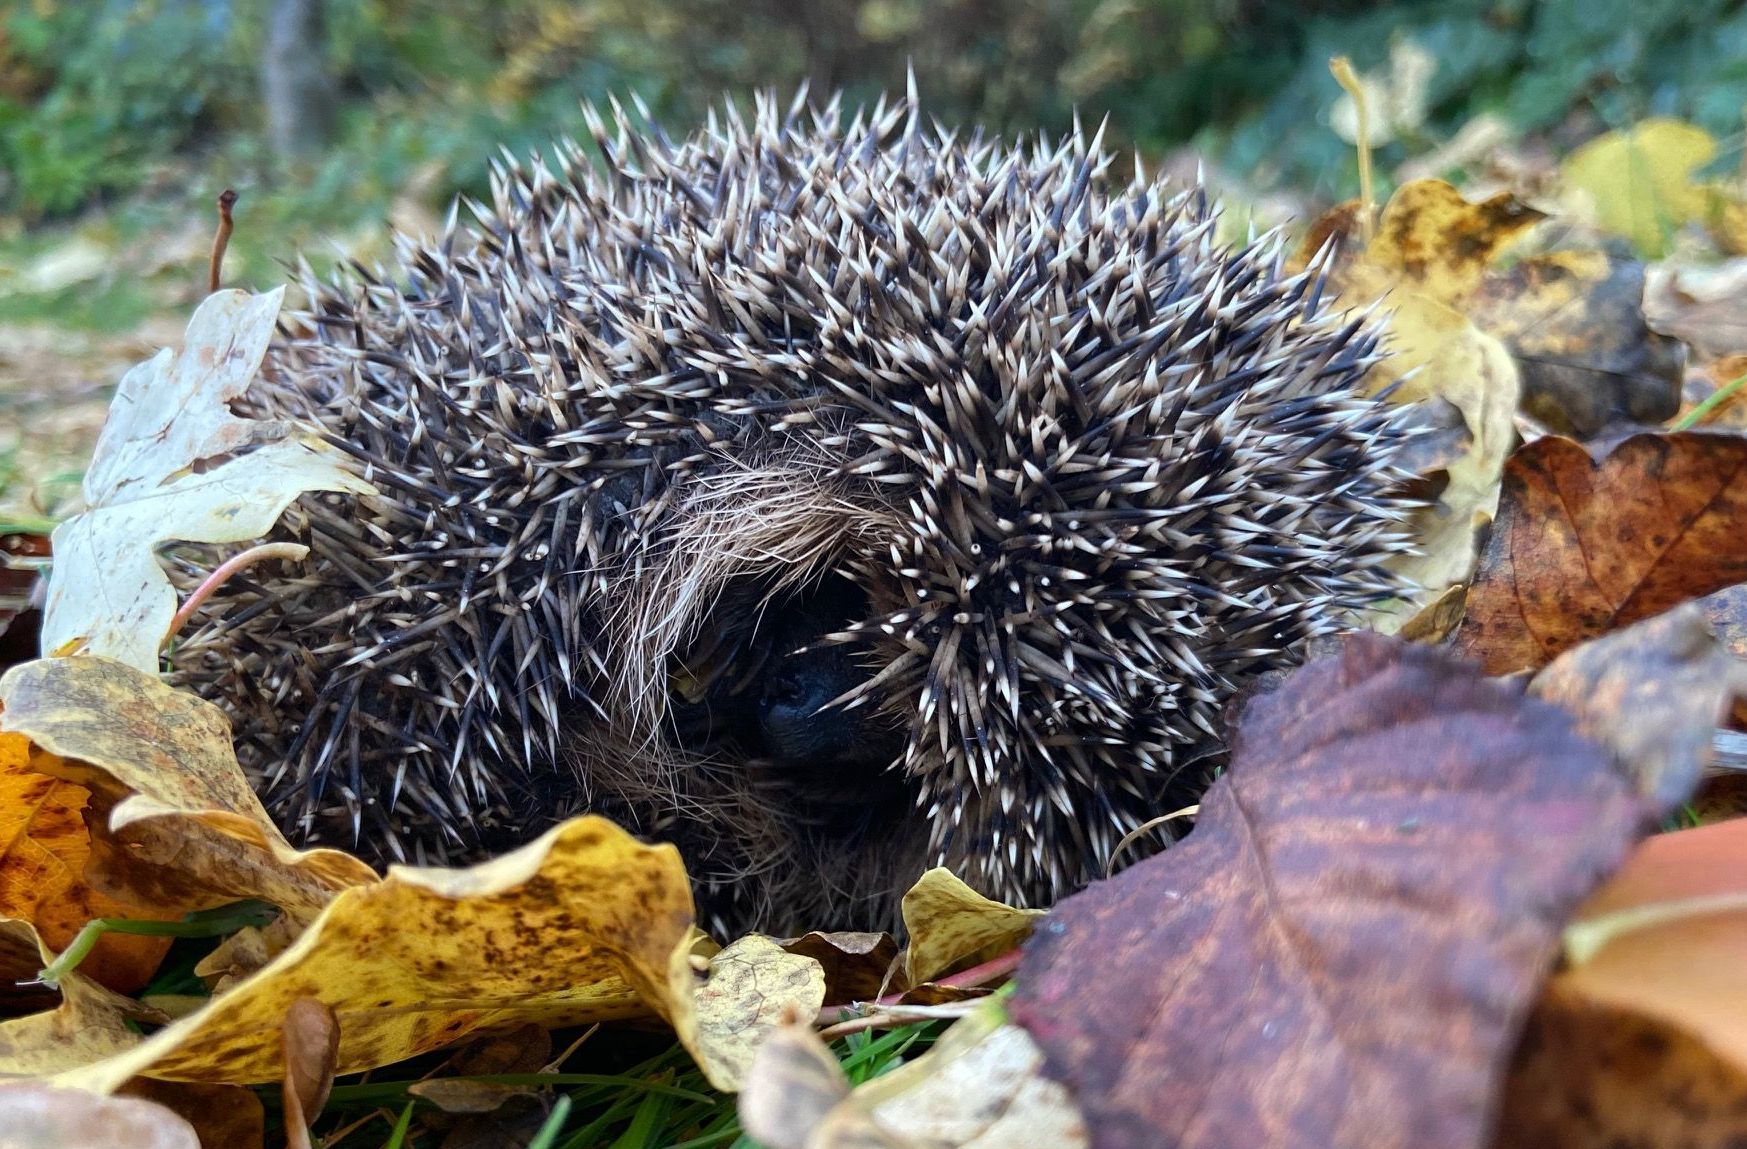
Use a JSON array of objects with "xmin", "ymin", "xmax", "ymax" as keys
[{"xmin": 5, "ymin": 125, "xmax": 1747, "ymax": 1149}]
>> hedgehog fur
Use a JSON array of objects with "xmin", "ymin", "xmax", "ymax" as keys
[{"xmin": 170, "ymin": 88, "xmax": 1412, "ymax": 937}]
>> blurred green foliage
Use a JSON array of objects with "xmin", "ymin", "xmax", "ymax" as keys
[{"xmin": 3, "ymin": 0, "xmax": 1746, "ymax": 223}]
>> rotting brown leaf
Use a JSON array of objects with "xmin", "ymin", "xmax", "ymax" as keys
[
  {"xmin": 1468, "ymin": 250, "xmax": 1684, "ymax": 436},
  {"xmin": 118, "ymin": 1080, "xmax": 265, "ymax": 1149},
  {"xmin": 1453, "ymin": 434, "xmax": 1747, "ymax": 675},
  {"xmin": 0, "ymin": 656, "xmax": 376, "ymax": 919},
  {"xmin": 0, "ymin": 1082, "xmax": 200, "ymax": 1149},
  {"xmin": 1009, "ymin": 633, "xmax": 1687, "ymax": 1149}
]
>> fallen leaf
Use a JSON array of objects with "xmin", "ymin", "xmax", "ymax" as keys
[
  {"xmin": 408, "ymin": 1078, "xmax": 535, "ymax": 1115},
  {"xmin": 900, "ymin": 869, "xmax": 1043, "ymax": 986},
  {"xmin": 839, "ymin": 1004, "xmax": 1086, "ymax": 1149},
  {"xmin": 1469, "ymin": 250, "xmax": 1684, "ymax": 436},
  {"xmin": 0, "ymin": 732, "xmax": 174, "ymax": 991},
  {"xmin": 1494, "ymin": 819, "xmax": 1747, "ymax": 1147},
  {"xmin": 692, "ymin": 934, "xmax": 826, "ymax": 1092},
  {"xmin": 1562, "ymin": 119, "xmax": 1722, "ymax": 257},
  {"xmin": 40, "ymin": 288, "xmax": 374, "ymax": 671},
  {"xmin": 0, "ymin": 656, "xmax": 376, "ymax": 919},
  {"xmin": 1302, "ymin": 180, "xmax": 1538, "ymax": 631},
  {"xmin": 1644, "ymin": 257, "xmax": 1747, "ymax": 361},
  {"xmin": 0, "ymin": 921, "xmax": 148, "ymax": 1075},
  {"xmin": 787, "ymin": 932, "xmax": 900, "ymax": 1004},
  {"xmin": 280, "ymin": 997, "xmax": 338, "ymax": 1149},
  {"xmin": 1497, "ymin": 982, "xmax": 1747, "ymax": 1149},
  {"xmin": 1452, "ymin": 434, "xmax": 1747, "ymax": 674},
  {"xmin": 0, "ymin": 1082, "xmax": 199, "ymax": 1149},
  {"xmin": 36, "ymin": 816, "xmax": 696, "ymax": 1091},
  {"xmin": 117, "ymin": 1080, "xmax": 264, "ymax": 1149},
  {"xmin": 1527, "ymin": 603, "xmax": 1747, "ymax": 811},
  {"xmin": 739, "ymin": 1010, "xmax": 854, "ymax": 1149},
  {"xmin": 1008, "ymin": 632, "xmax": 1680, "ymax": 1149},
  {"xmin": 1558, "ymin": 819, "xmax": 1747, "ymax": 1068}
]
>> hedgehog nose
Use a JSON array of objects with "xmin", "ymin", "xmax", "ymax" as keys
[{"xmin": 757, "ymin": 645, "xmax": 868, "ymax": 769}]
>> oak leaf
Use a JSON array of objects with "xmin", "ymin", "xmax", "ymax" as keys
[{"xmin": 1452, "ymin": 434, "xmax": 1747, "ymax": 675}]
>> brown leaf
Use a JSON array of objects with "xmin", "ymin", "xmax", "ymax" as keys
[
  {"xmin": 1497, "ymin": 984, "xmax": 1747, "ymax": 1149},
  {"xmin": 1452, "ymin": 434, "xmax": 1747, "ymax": 674},
  {"xmin": 281, "ymin": 997, "xmax": 338, "ymax": 1149},
  {"xmin": 0, "ymin": 1083, "xmax": 200, "ymax": 1149},
  {"xmin": 1469, "ymin": 250, "xmax": 1684, "ymax": 436},
  {"xmin": 1009, "ymin": 634, "xmax": 1666, "ymax": 1149},
  {"xmin": 1528, "ymin": 603, "xmax": 1747, "ymax": 810},
  {"xmin": 693, "ymin": 935, "xmax": 826, "ymax": 1091},
  {"xmin": 119, "ymin": 1080, "xmax": 264, "ymax": 1149},
  {"xmin": 786, "ymin": 932, "xmax": 900, "ymax": 1004}
]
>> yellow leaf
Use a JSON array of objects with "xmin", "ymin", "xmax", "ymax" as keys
[
  {"xmin": 1562, "ymin": 119, "xmax": 1718, "ymax": 257},
  {"xmin": 0, "ymin": 920, "xmax": 147, "ymax": 1076},
  {"xmin": 900, "ymin": 868, "xmax": 1043, "ymax": 986},
  {"xmin": 0, "ymin": 656, "xmax": 376, "ymax": 920},
  {"xmin": 41, "ymin": 816, "xmax": 696, "ymax": 1090}
]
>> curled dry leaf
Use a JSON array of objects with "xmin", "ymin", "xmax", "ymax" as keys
[
  {"xmin": 0, "ymin": 1082, "xmax": 200, "ymax": 1149},
  {"xmin": 900, "ymin": 868, "xmax": 1043, "ymax": 986},
  {"xmin": 1008, "ymin": 632, "xmax": 1690, "ymax": 1149},
  {"xmin": 0, "ymin": 920, "xmax": 151, "ymax": 1076},
  {"xmin": 1452, "ymin": 434, "xmax": 1747, "ymax": 675},
  {"xmin": 1301, "ymin": 180, "xmax": 1536, "ymax": 633},
  {"xmin": 34, "ymin": 816, "xmax": 697, "ymax": 1091},
  {"xmin": 786, "ymin": 932, "xmax": 900, "ymax": 1006},
  {"xmin": 280, "ymin": 997, "xmax": 338, "ymax": 1149},
  {"xmin": 1468, "ymin": 250, "xmax": 1684, "ymax": 437},
  {"xmin": 0, "ymin": 732, "xmax": 175, "ymax": 991},
  {"xmin": 40, "ymin": 288, "xmax": 375, "ymax": 671},
  {"xmin": 739, "ymin": 1009, "xmax": 854, "ymax": 1149},
  {"xmin": 0, "ymin": 655, "xmax": 376, "ymax": 919}
]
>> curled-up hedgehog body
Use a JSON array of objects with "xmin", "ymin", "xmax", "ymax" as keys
[{"xmin": 172, "ymin": 90, "xmax": 1412, "ymax": 936}]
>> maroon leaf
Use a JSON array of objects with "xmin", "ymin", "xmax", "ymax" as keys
[{"xmin": 1010, "ymin": 635, "xmax": 1669, "ymax": 1149}]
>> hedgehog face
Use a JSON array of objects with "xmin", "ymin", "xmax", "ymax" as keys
[{"xmin": 170, "ymin": 91, "xmax": 1409, "ymax": 936}]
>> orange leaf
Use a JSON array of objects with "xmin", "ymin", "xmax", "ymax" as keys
[{"xmin": 0, "ymin": 732, "xmax": 172, "ymax": 992}]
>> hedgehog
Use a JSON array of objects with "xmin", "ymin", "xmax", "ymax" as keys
[{"xmin": 169, "ymin": 88, "xmax": 1412, "ymax": 937}]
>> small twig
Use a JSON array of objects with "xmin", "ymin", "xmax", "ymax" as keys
[
  {"xmin": 1329, "ymin": 57, "xmax": 1375, "ymax": 243},
  {"xmin": 209, "ymin": 188, "xmax": 239, "ymax": 294},
  {"xmin": 815, "ymin": 945, "xmax": 1024, "ymax": 1026},
  {"xmin": 164, "ymin": 541, "xmax": 307, "ymax": 650},
  {"xmin": 818, "ymin": 1000, "xmax": 981, "ymax": 1041},
  {"xmin": 1106, "ymin": 803, "xmax": 1198, "ymax": 878}
]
